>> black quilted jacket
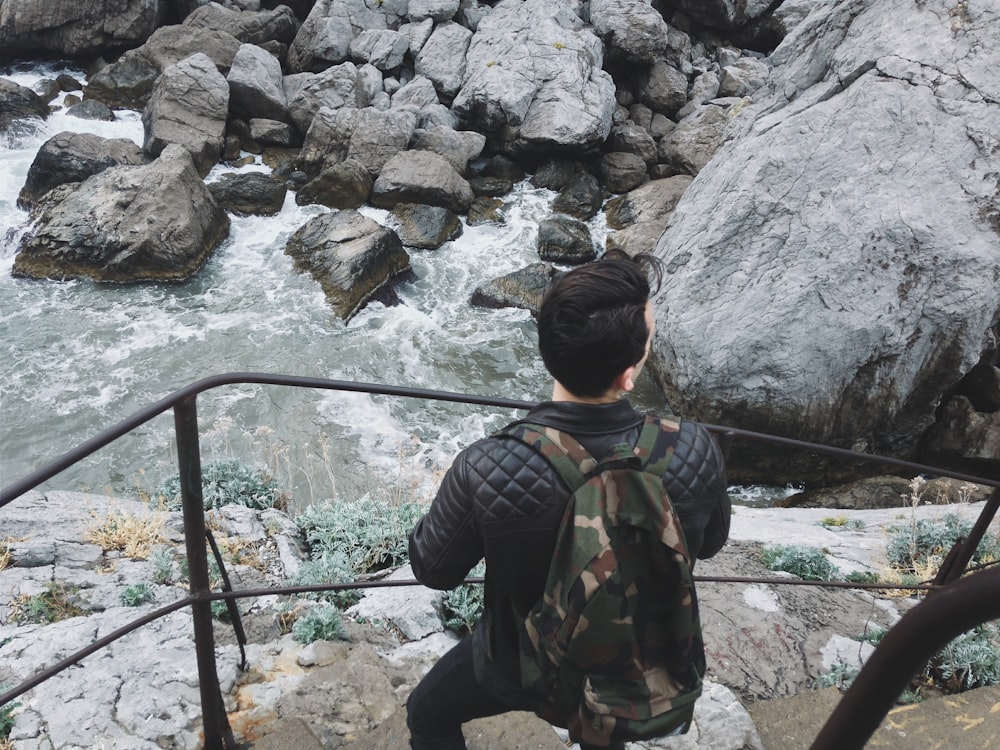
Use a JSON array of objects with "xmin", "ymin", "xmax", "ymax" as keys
[{"xmin": 408, "ymin": 399, "xmax": 731, "ymax": 704}]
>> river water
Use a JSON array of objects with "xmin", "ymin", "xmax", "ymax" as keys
[{"xmin": 1, "ymin": 62, "xmax": 690, "ymax": 509}]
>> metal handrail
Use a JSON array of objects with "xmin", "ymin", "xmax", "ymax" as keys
[{"xmin": 1, "ymin": 373, "xmax": 998, "ymax": 749}]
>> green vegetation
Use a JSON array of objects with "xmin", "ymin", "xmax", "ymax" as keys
[
  {"xmin": 0, "ymin": 685, "xmax": 19, "ymax": 744},
  {"xmin": 149, "ymin": 548, "xmax": 176, "ymax": 584},
  {"xmin": 10, "ymin": 582, "xmax": 85, "ymax": 624},
  {"xmin": 291, "ymin": 551, "xmax": 362, "ymax": 609},
  {"xmin": 885, "ymin": 513, "xmax": 1000, "ymax": 577},
  {"xmin": 297, "ymin": 494, "xmax": 424, "ymax": 574},
  {"xmin": 119, "ymin": 582, "xmax": 155, "ymax": 607},
  {"xmin": 760, "ymin": 545, "xmax": 839, "ymax": 581},
  {"xmin": 156, "ymin": 459, "xmax": 287, "ymax": 511},
  {"xmin": 292, "ymin": 604, "xmax": 347, "ymax": 644},
  {"xmin": 440, "ymin": 562, "xmax": 485, "ymax": 635}
]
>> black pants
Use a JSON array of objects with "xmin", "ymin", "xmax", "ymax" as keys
[{"xmin": 405, "ymin": 635, "xmax": 624, "ymax": 750}]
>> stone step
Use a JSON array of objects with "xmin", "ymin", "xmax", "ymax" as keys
[
  {"xmin": 250, "ymin": 709, "xmax": 567, "ymax": 750},
  {"xmin": 748, "ymin": 684, "xmax": 1000, "ymax": 750}
]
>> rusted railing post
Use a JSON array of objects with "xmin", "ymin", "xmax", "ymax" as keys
[{"xmin": 174, "ymin": 396, "xmax": 235, "ymax": 749}]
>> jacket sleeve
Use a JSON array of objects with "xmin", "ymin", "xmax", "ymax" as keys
[
  {"xmin": 664, "ymin": 421, "xmax": 731, "ymax": 561},
  {"xmin": 408, "ymin": 445, "xmax": 485, "ymax": 590}
]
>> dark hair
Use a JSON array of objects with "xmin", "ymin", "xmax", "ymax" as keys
[{"xmin": 537, "ymin": 251, "xmax": 663, "ymax": 398}]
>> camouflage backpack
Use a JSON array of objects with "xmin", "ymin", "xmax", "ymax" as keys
[{"xmin": 500, "ymin": 416, "xmax": 705, "ymax": 746}]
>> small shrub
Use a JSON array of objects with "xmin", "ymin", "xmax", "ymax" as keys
[
  {"xmin": 87, "ymin": 509, "xmax": 164, "ymax": 559},
  {"xmin": 292, "ymin": 552, "xmax": 361, "ymax": 609},
  {"xmin": 885, "ymin": 513, "xmax": 998, "ymax": 577},
  {"xmin": 297, "ymin": 494, "xmax": 424, "ymax": 574},
  {"xmin": 156, "ymin": 460, "xmax": 286, "ymax": 511},
  {"xmin": 857, "ymin": 626, "xmax": 888, "ymax": 646},
  {"xmin": 814, "ymin": 659, "xmax": 859, "ymax": 690},
  {"xmin": 0, "ymin": 539, "xmax": 13, "ymax": 572},
  {"xmin": 0, "ymin": 685, "xmax": 19, "ymax": 741},
  {"xmin": 760, "ymin": 545, "xmax": 839, "ymax": 581},
  {"xmin": 10, "ymin": 582, "xmax": 85, "ymax": 624},
  {"xmin": 928, "ymin": 623, "xmax": 1000, "ymax": 691},
  {"xmin": 149, "ymin": 549, "xmax": 175, "ymax": 584},
  {"xmin": 211, "ymin": 600, "xmax": 231, "ymax": 622},
  {"xmin": 820, "ymin": 516, "xmax": 849, "ymax": 528},
  {"xmin": 440, "ymin": 562, "xmax": 485, "ymax": 635},
  {"xmin": 292, "ymin": 605, "xmax": 347, "ymax": 644},
  {"xmin": 119, "ymin": 582, "xmax": 155, "ymax": 607}
]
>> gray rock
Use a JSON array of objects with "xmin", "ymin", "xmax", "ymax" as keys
[
  {"xmin": 65, "ymin": 99, "xmax": 116, "ymax": 121},
  {"xmin": 921, "ymin": 397, "xmax": 1000, "ymax": 474},
  {"xmin": 412, "ymin": 125, "xmax": 486, "ymax": 174},
  {"xmin": 604, "ymin": 175, "xmax": 693, "ymax": 230},
  {"xmin": 649, "ymin": 0, "xmax": 1000, "ymax": 480},
  {"xmin": 208, "ymin": 171, "xmax": 288, "ymax": 215},
  {"xmin": 671, "ymin": 0, "xmax": 775, "ymax": 31},
  {"xmin": 408, "ymin": 0, "xmax": 461, "ymax": 23},
  {"xmin": 390, "ymin": 75, "xmax": 440, "ymax": 112},
  {"xmin": 677, "ymin": 70, "xmax": 721, "ymax": 119},
  {"xmin": 184, "ymin": 3, "xmax": 299, "ymax": 45},
  {"xmin": 414, "ymin": 21, "xmax": 473, "ymax": 99},
  {"xmin": 718, "ymin": 58, "xmax": 770, "ymax": 98},
  {"xmin": 0, "ymin": 77, "xmax": 50, "ymax": 132},
  {"xmin": 287, "ymin": 63, "xmax": 370, "ymax": 134},
  {"xmin": 609, "ymin": 123, "xmax": 657, "ymax": 166},
  {"xmin": 0, "ymin": 0, "xmax": 162, "ymax": 59},
  {"xmin": 398, "ymin": 18, "xmax": 435, "ymax": 56},
  {"xmin": 599, "ymin": 151, "xmax": 649, "ymax": 194},
  {"xmin": 454, "ymin": 0, "xmax": 492, "ymax": 32},
  {"xmin": 249, "ymin": 117, "xmax": 298, "ymax": 147},
  {"xmin": 551, "ymin": 170, "xmax": 602, "ymax": 220},
  {"xmin": 284, "ymin": 209, "xmax": 411, "ymax": 321},
  {"xmin": 295, "ymin": 159, "xmax": 375, "ymax": 209},
  {"xmin": 17, "ymin": 131, "xmax": 146, "ymax": 210},
  {"xmin": 470, "ymin": 262, "xmax": 559, "ymax": 312},
  {"xmin": 390, "ymin": 203, "xmax": 464, "ymax": 249},
  {"xmin": 350, "ymin": 29, "xmax": 410, "ymax": 71},
  {"xmin": 228, "ymin": 42, "xmax": 289, "ymax": 122},
  {"xmin": 12, "ymin": 145, "xmax": 230, "ymax": 283},
  {"xmin": 452, "ymin": 0, "xmax": 615, "ymax": 154},
  {"xmin": 142, "ymin": 52, "xmax": 231, "ymax": 177},
  {"xmin": 656, "ymin": 100, "xmax": 740, "ymax": 177},
  {"xmin": 286, "ymin": 0, "xmax": 406, "ymax": 73},
  {"xmin": 589, "ymin": 0, "xmax": 670, "ymax": 64},
  {"xmin": 371, "ymin": 150, "xmax": 475, "ymax": 213},
  {"xmin": 536, "ymin": 215, "xmax": 596, "ymax": 264},
  {"xmin": 299, "ymin": 106, "xmax": 417, "ymax": 178},
  {"xmin": 468, "ymin": 176, "xmax": 513, "ymax": 198},
  {"xmin": 638, "ymin": 60, "xmax": 689, "ymax": 118},
  {"xmin": 85, "ymin": 25, "xmax": 242, "ymax": 110},
  {"xmin": 466, "ymin": 195, "xmax": 505, "ymax": 226}
]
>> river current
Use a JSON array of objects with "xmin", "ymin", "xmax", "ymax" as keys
[{"xmin": 0, "ymin": 62, "xmax": 685, "ymax": 509}]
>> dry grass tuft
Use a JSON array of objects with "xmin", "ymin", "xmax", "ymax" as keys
[{"xmin": 87, "ymin": 508, "xmax": 165, "ymax": 559}]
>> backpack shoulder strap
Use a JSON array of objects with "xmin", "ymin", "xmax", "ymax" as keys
[{"xmin": 498, "ymin": 421, "xmax": 595, "ymax": 490}]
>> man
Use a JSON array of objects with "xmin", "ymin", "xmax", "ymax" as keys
[{"xmin": 406, "ymin": 252, "xmax": 730, "ymax": 750}]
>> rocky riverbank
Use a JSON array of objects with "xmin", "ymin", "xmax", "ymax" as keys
[
  {"xmin": 1, "ymin": 489, "xmax": 995, "ymax": 749},
  {"xmin": 1, "ymin": 0, "xmax": 998, "ymax": 485}
]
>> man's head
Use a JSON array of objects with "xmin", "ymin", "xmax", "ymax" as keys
[{"xmin": 537, "ymin": 252, "xmax": 662, "ymax": 400}]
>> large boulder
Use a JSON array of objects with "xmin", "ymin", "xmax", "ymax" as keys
[
  {"xmin": 414, "ymin": 21, "xmax": 472, "ymax": 99},
  {"xmin": 12, "ymin": 146, "xmax": 230, "ymax": 283},
  {"xmin": 298, "ymin": 106, "xmax": 417, "ymax": 178},
  {"xmin": 286, "ymin": 63, "xmax": 372, "ymax": 134},
  {"xmin": 286, "ymin": 0, "xmax": 407, "ymax": 73},
  {"xmin": 536, "ymin": 215, "xmax": 596, "ymax": 264},
  {"xmin": 604, "ymin": 175, "xmax": 692, "ymax": 256},
  {"xmin": 370, "ymin": 150, "xmax": 475, "ymax": 213},
  {"xmin": 470, "ymin": 262, "xmax": 558, "ymax": 312},
  {"xmin": 183, "ymin": 3, "xmax": 299, "ymax": 45},
  {"xmin": 452, "ymin": 0, "xmax": 615, "ymax": 155},
  {"xmin": 17, "ymin": 131, "xmax": 147, "ymax": 210},
  {"xmin": 207, "ymin": 172, "xmax": 288, "ymax": 216},
  {"xmin": 142, "ymin": 52, "xmax": 230, "ymax": 177},
  {"xmin": 390, "ymin": 203, "xmax": 463, "ymax": 250},
  {"xmin": 0, "ymin": 77, "xmax": 49, "ymax": 133},
  {"xmin": 84, "ymin": 24, "xmax": 242, "ymax": 110},
  {"xmin": 649, "ymin": 0, "xmax": 1000, "ymax": 483},
  {"xmin": 284, "ymin": 209, "xmax": 411, "ymax": 322},
  {"xmin": 227, "ymin": 43, "xmax": 289, "ymax": 122},
  {"xmin": 350, "ymin": 29, "xmax": 410, "ymax": 71},
  {"xmin": 295, "ymin": 159, "xmax": 374, "ymax": 209},
  {"xmin": 0, "ymin": 0, "xmax": 165, "ymax": 60},
  {"xmin": 588, "ymin": 0, "xmax": 670, "ymax": 64},
  {"xmin": 411, "ymin": 126, "xmax": 485, "ymax": 175}
]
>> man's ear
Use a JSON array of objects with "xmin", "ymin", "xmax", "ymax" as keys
[{"xmin": 618, "ymin": 365, "xmax": 638, "ymax": 394}]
